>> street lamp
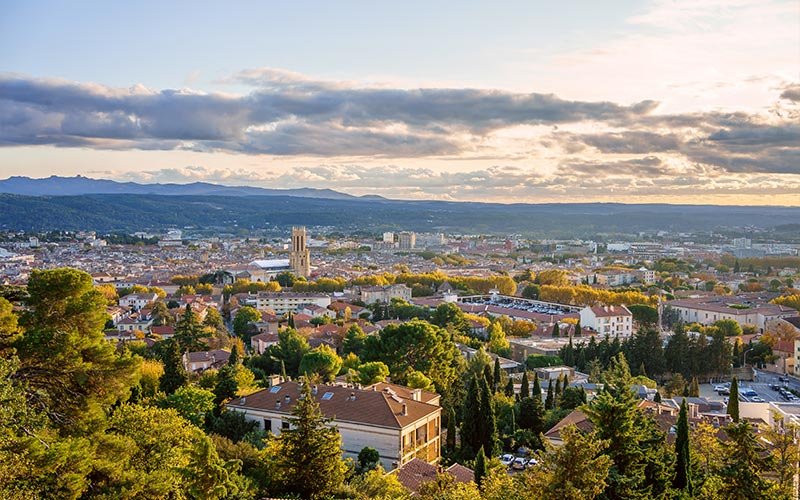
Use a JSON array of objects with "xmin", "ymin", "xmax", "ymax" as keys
[{"xmin": 742, "ymin": 348, "xmax": 754, "ymax": 368}]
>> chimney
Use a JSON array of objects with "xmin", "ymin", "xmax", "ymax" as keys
[
  {"xmin": 312, "ymin": 385, "xmax": 318, "ymax": 395},
  {"xmin": 284, "ymin": 395, "xmax": 291, "ymax": 404},
  {"xmin": 240, "ymin": 397, "xmax": 247, "ymax": 405},
  {"xmin": 349, "ymin": 392, "xmax": 356, "ymax": 401},
  {"xmin": 275, "ymin": 399, "xmax": 281, "ymax": 409},
  {"xmin": 412, "ymin": 389, "xmax": 422, "ymax": 401},
  {"xmin": 401, "ymin": 403, "xmax": 408, "ymax": 416}
]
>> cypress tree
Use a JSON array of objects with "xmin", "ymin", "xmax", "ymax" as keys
[
  {"xmin": 288, "ymin": 312, "xmax": 295, "ymax": 329},
  {"xmin": 446, "ymin": 407, "xmax": 456, "ymax": 455},
  {"xmin": 504, "ymin": 377, "xmax": 514, "ymax": 398},
  {"xmin": 228, "ymin": 343, "xmax": 240, "ymax": 366},
  {"xmin": 479, "ymin": 375, "xmax": 498, "ymax": 455},
  {"xmin": 532, "ymin": 373, "xmax": 542, "ymax": 404},
  {"xmin": 728, "ymin": 377, "xmax": 740, "ymax": 422},
  {"xmin": 483, "ymin": 365, "xmax": 493, "ymax": 387},
  {"xmin": 160, "ymin": 339, "xmax": 188, "ymax": 394},
  {"xmin": 545, "ymin": 379, "xmax": 554, "ymax": 410},
  {"xmin": 552, "ymin": 322, "xmax": 560, "ymax": 337},
  {"xmin": 574, "ymin": 319, "xmax": 582, "ymax": 337},
  {"xmin": 460, "ymin": 376, "xmax": 481, "ymax": 459},
  {"xmin": 674, "ymin": 399, "xmax": 693, "ymax": 493},
  {"xmin": 734, "ymin": 259, "xmax": 740, "ymax": 273},
  {"xmin": 690, "ymin": 377, "xmax": 700, "ymax": 397},
  {"xmin": 280, "ymin": 359, "xmax": 288, "ymax": 381},
  {"xmin": 474, "ymin": 447, "xmax": 487, "ymax": 487},
  {"xmin": 493, "ymin": 357, "xmax": 502, "ymax": 392},
  {"xmin": 214, "ymin": 364, "xmax": 239, "ymax": 406},
  {"xmin": 520, "ymin": 371, "xmax": 530, "ymax": 400},
  {"xmin": 555, "ymin": 375, "xmax": 563, "ymax": 398}
]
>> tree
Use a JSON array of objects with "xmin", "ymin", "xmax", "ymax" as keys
[
  {"xmin": 504, "ymin": 378, "xmax": 514, "ymax": 398},
  {"xmin": 487, "ymin": 322, "xmax": 510, "ymax": 356},
  {"xmin": 349, "ymin": 466, "xmax": 410, "ymax": 499},
  {"xmin": 356, "ymin": 446, "xmax": 381, "ymax": 474},
  {"xmin": 357, "ymin": 361, "xmax": 389, "ymax": 385},
  {"xmin": 460, "ymin": 376, "xmax": 481, "ymax": 459},
  {"xmin": 715, "ymin": 319, "xmax": 743, "ymax": 337},
  {"xmin": 445, "ymin": 407, "xmax": 457, "ymax": 456},
  {"xmin": 14, "ymin": 268, "xmax": 140, "ymax": 432},
  {"xmin": 545, "ymin": 380, "xmax": 554, "ymax": 410},
  {"xmin": 417, "ymin": 473, "xmax": 482, "ymax": 499},
  {"xmin": 532, "ymin": 372, "xmax": 542, "ymax": 403},
  {"xmin": 517, "ymin": 396, "xmax": 544, "ymax": 434},
  {"xmin": 493, "ymin": 357, "xmax": 502, "ymax": 392},
  {"xmin": 160, "ymin": 339, "xmax": 188, "ymax": 395},
  {"xmin": 274, "ymin": 383, "xmax": 347, "ymax": 498},
  {"xmin": 203, "ymin": 307, "xmax": 225, "ymax": 332},
  {"xmin": 162, "ymin": 385, "xmax": 216, "ymax": 426},
  {"xmin": 689, "ymin": 376, "xmax": 699, "ymax": 397},
  {"xmin": 478, "ymin": 375, "xmax": 498, "ymax": 456},
  {"xmin": 520, "ymin": 371, "xmax": 530, "ymax": 399},
  {"xmin": 362, "ymin": 320, "xmax": 461, "ymax": 393},
  {"xmin": 628, "ymin": 304, "xmax": 658, "ymax": 327},
  {"xmin": 214, "ymin": 365, "xmax": 239, "ymax": 406},
  {"xmin": 265, "ymin": 328, "xmax": 310, "ymax": 377},
  {"xmin": 179, "ymin": 436, "xmax": 247, "ymax": 500},
  {"xmin": 551, "ymin": 323, "xmax": 560, "ymax": 338},
  {"xmin": 343, "ymin": 324, "xmax": 367, "ymax": 356},
  {"xmin": 406, "ymin": 370, "xmax": 436, "ymax": 392},
  {"xmin": 521, "ymin": 425, "xmax": 612, "ymax": 500},
  {"xmin": 522, "ymin": 284, "xmax": 541, "ymax": 299},
  {"xmin": 673, "ymin": 399, "xmax": 692, "ymax": 494},
  {"xmin": 718, "ymin": 422, "xmax": 774, "ymax": 499},
  {"xmin": 728, "ymin": 377, "xmax": 739, "ymax": 423},
  {"xmin": 431, "ymin": 302, "xmax": 470, "ymax": 335},
  {"xmin": 761, "ymin": 412, "xmax": 800, "ymax": 497},
  {"xmin": 233, "ymin": 306, "xmax": 260, "ymax": 342},
  {"xmin": 174, "ymin": 304, "xmax": 206, "ymax": 351},
  {"xmin": 299, "ymin": 345, "xmax": 343, "ymax": 382},
  {"xmin": 474, "ymin": 446, "xmax": 487, "ymax": 487}
]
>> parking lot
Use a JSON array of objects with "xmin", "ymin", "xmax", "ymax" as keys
[
  {"xmin": 462, "ymin": 296, "xmax": 576, "ymax": 316},
  {"xmin": 702, "ymin": 370, "xmax": 800, "ymax": 404}
]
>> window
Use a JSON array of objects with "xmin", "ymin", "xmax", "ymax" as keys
[
  {"xmin": 282, "ymin": 421, "xmax": 290, "ymax": 430},
  {"xmin": 321, "ymin": 392, "xmax": 334, "ymax": 400},
  {"xmin": 263, "ymin": 419, "xmax": 272, "ymax": 433},
  {"xmin": 269, "ymin": 386, "xmax": 282, "ymax": 393}
]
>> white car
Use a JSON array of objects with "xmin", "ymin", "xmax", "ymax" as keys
[
  {"xmin": 751, "ymin": 396, "xmax": 765, "ymax": 402},
  {"xmin": 525, "ymin": 458, "xmax": 539, "ymax": 468},
  {"xmin": 512, "ymin": 457, "xmax": 527, "ymax": 470},
  {"xmin": 500, "ymin": 454, "xmax": 514, "ymax": 467}
]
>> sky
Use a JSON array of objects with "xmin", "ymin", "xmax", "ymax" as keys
[{"xmin": 1, "ymin": 0, "xmax": 798, "ymax": 205}]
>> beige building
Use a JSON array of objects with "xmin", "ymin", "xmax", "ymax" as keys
[
  {"xmin": 255, "ymin": 292, "xmax": 331, "ymax": 315},
  {"xmin": 359, "ymin": 284, "xmax": 413, "ymax": 304},
  {"xmin": 398, "ymin": 232, "xmax": 416, "ymax": 250},
  {"xmin": 227, "ymin": 381, "xmax": 442, "ymax": 470},
  {"xmin": 668, "ymin": 296, "xmax": 796, "ymax": 332},
  {"xmin": 289, "ymin": 226, "xmax": 311, "ymax": 277}
]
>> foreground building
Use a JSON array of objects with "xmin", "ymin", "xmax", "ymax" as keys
[
  {"xmin": 579, "ymin": 304, "xmax": 633, "ymax": 338},
  {"xmin": 227, "ymin": 381, "xmax": 442, "ymax": 470}
]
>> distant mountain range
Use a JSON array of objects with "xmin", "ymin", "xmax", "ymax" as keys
[{"xmin": 0, "ymin": 175, "xmax": 367, "ymax": 200}]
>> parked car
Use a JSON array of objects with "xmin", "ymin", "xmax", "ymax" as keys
[
  {"xmin": 779, "ymin": 376, "xmax": 790, "ymax": 383},
  {"xmin": 525, "ymin": 458, "xmax": 539, "ymax": 468},
  {"xmin": 512, "ymin": 457, "xmax": 528, "ymax": 470},
  {"xmin": 770, "ymin": 384, "xmax": 781, "ymax": 391},
  {"xmin": 751, "ymin": 396, "xmax": 765, "ymax": 402},
  {"xmin": 500, "ymin": 454, "xmax": 514, "ymax": 467}
]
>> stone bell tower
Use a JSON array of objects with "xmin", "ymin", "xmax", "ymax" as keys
[{"xmin": 289, "ymin": 226, "xmax": 311, "ymax": 277}]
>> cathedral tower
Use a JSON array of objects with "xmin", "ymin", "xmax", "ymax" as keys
[{"xmin": 289, "ymin": 226, "xmax": 311, "ymax": 277}]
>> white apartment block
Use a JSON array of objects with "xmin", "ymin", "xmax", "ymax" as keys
[
  {"xmin": 119, "ymin": 292, "xmax": 159, "ymax": 310},
  {"xmin": 580, "ymin": 305, "xmax": 633, "ymax": 338},
  {"xmin": 359, "ymin": 284, "xmax": 413, "ymax": 305}
]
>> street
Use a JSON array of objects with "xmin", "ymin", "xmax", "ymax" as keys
[{"xmin": 699, "ymin": 370, "xmax": 800, "ymax": 404}]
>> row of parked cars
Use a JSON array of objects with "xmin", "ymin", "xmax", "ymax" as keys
[
  {"xmin": 770, "ymin": 384, "xmax": 798, "ymax": 401},
  {"xmin": 486, "ymin": 297, "xmax": 573, "ymax": 315},
  {"xmin": 499, "ymin": 454, "xmax": 538, "ymax": 470}
]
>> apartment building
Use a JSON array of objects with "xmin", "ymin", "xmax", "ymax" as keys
[
  {"xmin": 256, "ymin": 292, "xmax": 331, "ymax": 315},
  {"xmin": 579, "ymin": 305, "xmax": 633, "ymax": 338}
]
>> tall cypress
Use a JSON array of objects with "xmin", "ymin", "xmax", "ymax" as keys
[
  {"xmin": 479, "ymin": 375, "xmax": 498, "ymax": 455},
  {"xmin": 574, "ymin": 319, "xmax": 582, "ymax": 337},
  {"xmin": 555, "ymin": 375, "xmax": 563, "ymax": 398},
  {"xmin": 532, "ymin": 373, "xmax": 542, "ymax": 404},
  {"xmin": 545, "ymin": 380, "xmax": 554, "ymax": 410},
  {"xmin": 552, "ymin": 322, "xmax": 560, "ymax": 337},
  {"xmin": 460, "ymin": 376, "xmax": 481, "ymax": 459},
  {"xmin": 288, "ymin": 312, "xmax": 295, "ymax": 329},
  {"xmin": 674, "ymin": 399, "xmax": 693, "ymax": 493},
  {"xmin": 474, "ymin": 446, "xmax": 487, "ymax": 487},
  {"xmin": 446, "ymin": 407, "xmax": 456, "ymax": 456},
  {"xmin": 689, "ymin": 377, "xmax": 699, "ymax": 397},
  {"xmin": 160, "ymin": 339, "xmax": 188, "ymax": 394},
  {"xmin": 520, "ymin": 371, "xmax": 530, "ymax": 400},
  {"xmin": 504, "ymin": 377, "xmax": 514, "ymax": 398},
  {"xmin": 728, "ymin": 377, "xmax": 740, "ymax": 423},
  {"xmin": 493, "ymin": 357, "xmax": 502, "ymax": 392},
  {"xmin": 483, "ymin": 365, "xmax": 493, "ymax": 388}
]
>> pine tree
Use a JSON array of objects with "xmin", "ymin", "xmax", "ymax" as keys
[
  {"xmin": 674, "ymin": 399, "xmax": 692, "ymax": 493},
  {"xmin": 446, "ymin": 407, "xmax": 456, "ymax": 456},
  {"xmin": 160, "ymin": 339, "xmax": 188, "ymax": 394},
  {"xmin": 493, "ymin": 357, "xmax": 501, "ymax": 392},
  {"xmin": 552, "ymin": 323, "xmax": 560, "ymax": 338},
  {"xmin": 474, "ymin": 446, "xmax": 487, "ymax": 487},
  {"xmin": 545, "ymin": 380, "xmax": 554, "ymax": 410},
  {"xmin": 520, "ymin": 371, "xmax": 530, "ymax": 400},
  {"xmin": 460, "ymin": 376, "xmax": 481, "ymax": 459},
  {"xmin": 175, "ymin": 304, "xmax": 205, "ymax": 351},
  {"xmin": 504, "ymin": 378, "xmax": 514, "ymax": 398},
  {"xmin": 728, "ymin": 377, "xmax": 740, "ymax": 422},
  {"xmin": 719, "ymin": 422, "xmax": 773, "ymax": 499},
  {"xmin": 276, "ymin": 382, "xmax": 347, "ymax": 498}
]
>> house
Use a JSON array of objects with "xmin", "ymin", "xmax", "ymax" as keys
[
  {"xmin": 299, "ymin": 303, "xmax": 336, "ymax": 319},
  {"xmin": 250, "ymin": 332, "xmax": 279, "ymax": 355},
  {"xmin": 119, "ymin": 292, "xmax": 159, "ymax": 310},
  {"xmin": 328, "ymin": 301, "xmax": 369, "ymax": 319},
  {"xmin": 149, "ymin": 325, "xmax": 175, "ymax": 339},
  {"xmin": 579, "ymin": 305, "xmax": 633, "ymax": 338},
  {"xmin": 391, "ymin": 458, "xmax": 474, "ymax": 495},
  {"xmin": 183, "ymin": 349, "xmax": 231, "ymax": 372},
  {"xmin": 116, "ymin": 315, "xmax": 153, "ymax": 334},
  {"xmin": 226, "ymin": 381, "xmax": 442, "ymax": 470},
  {"xmin": 256, "ymin": 292, "xmax": 331, "ymax": 315}
]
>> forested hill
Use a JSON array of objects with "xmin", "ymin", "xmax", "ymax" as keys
[{"xmin": 1, "ymin": 193, "xmax": 798, "ymax": 236}]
